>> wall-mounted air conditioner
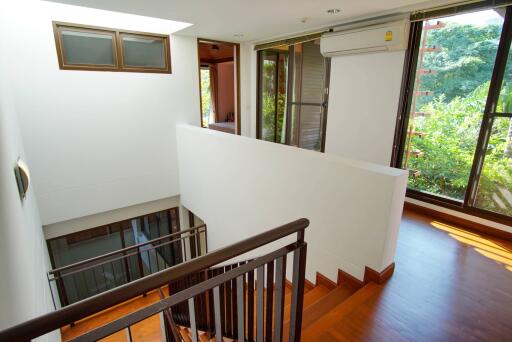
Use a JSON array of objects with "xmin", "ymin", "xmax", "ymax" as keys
[{"xmin": 320, "ymin": 19, "xmax": 409, "ymax": 57}]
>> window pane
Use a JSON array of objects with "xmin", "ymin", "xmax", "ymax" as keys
[
  {"xmin": 200, "ymin": 68, "xmax": 212, "ymax": 126},
  {"xmin": 61, "ymin": 30, "xmax": 116, "ymax": 66},
  {"xmin": 475, "ymin": 117, "xmax": 512, "ymax": 215},
  {"xmin": 497, "ymin": 41, "xmax": 512, "ymax": 113},
  {"xmin": 260, "ymin": 51, "xmax": 277, "ymax": 142},
  {"xmin": 289, "ymin": 40, "xmax": 326, "ymax": 151},
  {"xmin": 276, "ymin": 53, "xmax": 288, "ymax": 144},
  {"xmin": 258, "ymin": 47, "xmax": 289, "ymax": 143},
  {"xmin": 122, "ymin": 35, "xmax": 166, "ymax": 68},
  {"xmin": 402, "ymin": 10, "xmax": 504, "ymax": 201}
]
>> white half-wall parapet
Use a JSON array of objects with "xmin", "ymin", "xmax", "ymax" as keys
[{"xmin": 176, "ymin": 125, "xmax": 407, "ymax": 282}]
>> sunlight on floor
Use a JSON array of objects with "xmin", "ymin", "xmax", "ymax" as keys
[{"xmin": 430, "ymin": 221, "xmax": 512, "ymax": 272}]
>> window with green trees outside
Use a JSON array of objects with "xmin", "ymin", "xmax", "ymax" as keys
[{"xmin": 400, "ymin": 6, "xmax": 512, "ymax": 219}]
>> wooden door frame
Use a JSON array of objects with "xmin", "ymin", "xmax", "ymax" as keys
[{"xmin": 197, "ymin": 38, "xmax": 241, "ymax": 135}]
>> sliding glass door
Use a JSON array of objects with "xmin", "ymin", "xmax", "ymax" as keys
[
  {"xmin": 257, "ymin": 40, "xmax": 330, "ymax": 151},
  {"xmin": 258, "ymin": 48, "xmax": 289, "ymax": 143},
  {"xmin": 396, "ymin": 5, "xmax": 512, "ymax": 222}
]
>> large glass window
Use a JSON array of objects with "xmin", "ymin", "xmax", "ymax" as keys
[
  {"xmin": 397, "ymin": 5, "xmax": 512, "ymax": 222},
  {"xmin": 402, "ymin": 10, "xmax": 504, "ymax": 201},
  {"xmin": 257, "ymin": 40, "xmax": 329, "ymax": 151}
]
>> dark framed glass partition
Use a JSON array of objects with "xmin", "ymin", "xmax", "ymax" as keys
[
  {"xmin": 256, "ymin": 39, "xmax": 330, "ymax": 152},
  {"xmin": 394, "ymin": 3, "xmax": 512, "ymax": 224},
  {"xmin": 47, "ymin": 207, "xmax": 182, "ymax": 305}
]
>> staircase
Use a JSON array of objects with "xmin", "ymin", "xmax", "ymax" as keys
[
  {"xmin": 173, "ymin": 270, "xmax": 365, "ymax": 342},
  {"xmin": 0, "ymin": 218, "xmax": 383, "ymax": 342}
]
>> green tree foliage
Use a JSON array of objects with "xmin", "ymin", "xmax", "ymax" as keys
[
  {"xmin": 200, "ymin": 69, "xmax": 211, "ymax": 127},
  {"xmin": 261, "ymin": 58, "xmax": 286, "ymax": 143},
  {"xmin": 418, "ymin": 23, "xmax": 502, "ymax": 106}
]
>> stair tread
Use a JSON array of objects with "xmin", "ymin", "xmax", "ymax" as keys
[
  {"xmin": 282, "ymin": 283, "xmax": 362, "ymax": 341},
  {"xmin": 300, "ymin": 283, "xmax": 379, "ymax": 341},
  {"xmin": 283, "ymin": 284, "xmax": 331, "ymax": 322},
  {"xmin": 300, "ymin": 285, "xmax": 358, "ymax": 328}
]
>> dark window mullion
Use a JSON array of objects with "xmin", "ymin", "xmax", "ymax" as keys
[
  {"xmin": 490, "ymin": 112, "xmax": 512, "ymax": 117},
  {"xmin": 285, "ymin": 45, "xmax": 295, "ymax": 145},
  {"xmin": 393, "ymin": 21, "xmax": 424, "ymax": 168},
  {"xmin": 465, "ymin": 6, "xmax": 512, "ymax": 207}
]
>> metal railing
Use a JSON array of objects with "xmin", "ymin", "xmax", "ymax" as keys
[
  {"xmin": 0, "ymin": 218, "xmax": 309, "ymax": 342},
  {"xmin": 48, "ymin": 224, "xmax": 207, "ymax": 307}
]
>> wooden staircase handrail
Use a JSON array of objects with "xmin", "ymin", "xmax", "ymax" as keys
[{"xmin": 0, "ymin": 218, "xmax": 309, "ymax": 341}]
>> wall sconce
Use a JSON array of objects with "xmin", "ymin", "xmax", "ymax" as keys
[{"xmin": 14, "ymin": 157, "xmax": 30, "ymax": 200}]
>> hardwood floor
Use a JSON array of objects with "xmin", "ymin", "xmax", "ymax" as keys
[
  {"xmin": 61, "ymin": 287, "xmax": 170, "ymax": 342},
  {"xmin": 61, "ymin": 208, "xmax": 512, "ymax": 341},
  {"xmin": 305, "ymin": 209, "xmax": 512, "ymax": 341}
]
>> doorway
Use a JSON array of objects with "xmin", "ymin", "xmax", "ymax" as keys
[{"xmin": 197, "ymin": 39, "xmax": 241, "ymax": 135}]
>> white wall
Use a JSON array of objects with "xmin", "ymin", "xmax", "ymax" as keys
[
  {"xmin": 240, "ymin": 43, "xmax": 258, "ymax": 138},
  {"xmin": 4, "ymin": 0, "xmax": 200, "ymax": 226},
  {"xmin": 177, "ymin": 125, "xmax": 408, "ymax": 281},
  {"xmin": 43, "ymin": 196, "xmax": 180, "ymax": 239},
  {"xmin": 324, "ymin": 51, "xmax": 406, "ymax": 166},
  {"xmin": 0, "ymin": 19, "xmax": 58, "ymax": 339}
]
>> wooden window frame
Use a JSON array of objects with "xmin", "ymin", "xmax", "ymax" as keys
[
  {"xmin": 392, "ymin": 4, "xmax": 512, "ymax": 226},
  {"xmin": 53, "ymin": 21, "xmax": 172, "ymax": 74}
]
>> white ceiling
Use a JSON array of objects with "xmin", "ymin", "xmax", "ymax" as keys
[{"xmin": 46, "ymin": 0, "xmax": 460, "ymax": 42}]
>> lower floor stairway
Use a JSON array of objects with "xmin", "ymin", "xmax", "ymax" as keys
[{"xmin": 61, "ymin": 270, "xmax": 369, "ymax": 341}]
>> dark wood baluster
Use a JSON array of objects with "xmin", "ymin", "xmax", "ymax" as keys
[
  {"xmin": 265, "ymin": 261, "xmax": 274, "ymax": 342},
  {"xmin": 289, "ymin": 242, "xmax": 307, "ymax": 342},
  {"xmin": 207, "ymin": 269, "xmax": 214, "ymax": 335},
  {"xmin": 92, "ymin": 268, "xmax": 100, "ymax": 293},
  {"xmin": 188, "ymin": 297, "xmax": 198, "ymax": 342},
  {"xmin": 236, "ymin": 275, "xmax": 245, "ymax": 341},
  {"xmin": 137, "ymin": 247, "xmax": 145, "ymax": 278},
  {"xmin": 231, "ymin": 268, "xmax": 238, "ymax": 339},
  {"xmin": 155, "ymin": 247, "xmax": 161, "ymax": 271},
  {"xmin": 256, "ymin": 266, "xmax": 265, "ymax": 342},
  {"xmin": 225, "ymin": 265, "xmax": 232, "ymax": 337},
  {"xmin": 247, "ymin": 269, "xmax": 255, "ymax": 342},
  {"xmin": 158, "ymin": 288, "xmax": 181, "ymax": 342},
  {"xmin": 273, "ymin": 256, "xmax": 287, "ymax": 342},
  {"xmin": 213, "ymin": 286, "xmax": 222, "ymax": 342},
  {"xmin": 219, "ymin": 272, "xmax": 226, "ymax": 336}
]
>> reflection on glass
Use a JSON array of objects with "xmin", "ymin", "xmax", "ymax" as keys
[
  {"xmin": 402, "ymin": 10, "xmax": 504, "ymax": 201},
  {"xmin": 122, "ymin": 35, "xmax": 166, "ymax": 68},
  {"xmin": 61, "ymin": 30, "xmax": 115, "ymax": 66},
  {"xmin": 475, "ymin": 117, "xmax": 512, "ymax": 216},
  {"xmin": 289, "ymin": 40, "xmax": 326, "ymax": 151},
  {"xmin": 48, "ymin": 208, "xmax": 181, "ymax": 305}
]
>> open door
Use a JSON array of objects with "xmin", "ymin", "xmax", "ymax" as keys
[{"xmin": 197, "ymin": 39, "xmax": 241, "ymax": 135}]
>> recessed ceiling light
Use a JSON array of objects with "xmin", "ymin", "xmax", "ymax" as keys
[
  {"xmin": 233, "ymin": 34, "xmax": 244, "ymax": 38},
  {"xmin": 327, "ymin": 8, "xmax": 341, "ymax": 15}
]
